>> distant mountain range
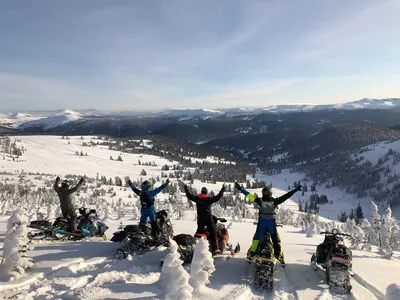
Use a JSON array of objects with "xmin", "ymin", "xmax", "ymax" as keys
[{"xmin": 1, "ymin": 98, "xmax": 400, "ymax": 129}]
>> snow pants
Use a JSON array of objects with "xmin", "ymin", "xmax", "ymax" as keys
[
  {"xmin": 196, "ymin": 217, "xmax": 218, "ymax": 253},
  {"xmin": 249, "ymin": 218, "xmax": 284, "ymax": 262},
  {"xmin": 62, "ymin": 210, "xmax": 77, "ymax": 231},
  {"xmin": 139, "ymin": 205, "xmax": 159, "ymax": 239}
]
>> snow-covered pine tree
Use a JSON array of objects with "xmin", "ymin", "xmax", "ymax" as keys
[
  {"xmin": 189, "ymin": 237, "xmax": 215, "ymax": 289},
  {"xmin": 131, "ymin": 204, "xmax": 139, "ymax": 220},
  {"xmin": 55, "ymin": 205, "xmax": 62, "ymax": 218},
  {"xmin": 306, "ymin": 221, "xmax": 317, "ymax": 237},
  {"xmin": 0, "ymin": 209, "xmax": 34, "ymax": 281},
  {"xmin": 117, "ymin": 198, "xmax": 125, "ymax": 220},
  {"xmin": 45, "ymin": 204, "xmax": 56, "ymax": 223},
  {"xmin": 159, "ymin": 239, "xmax": 193, "ymax": 300},
  {"xmin": 381, "ymin": 206, "xmax": 397, "ymax": 258},
  {"xmin": 371, "ymin": 201, "xmax": 382, "ymax": 246},
  {"xmin": 102, "ymin": 204, "xmax": 111, "ymax": 224}
]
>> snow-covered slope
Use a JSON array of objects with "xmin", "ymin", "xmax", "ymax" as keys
[
  {"xmin": 18, "ymin": 110, "xmax": 82, "ymax": 130},
  {"xmin": 0, "ymin": 213, "xmax": 398, "ymax": 299},
  {"xmin": 0, "ymin": 112, "xmax": 43, "ymax": 128}
]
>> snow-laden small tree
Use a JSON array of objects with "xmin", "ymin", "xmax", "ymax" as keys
[
  {"xmin": 167, "ymin": 203, "xmax": 174, "ymax": 219},
  {"xmin": 386, "ymin": 283, "xmax": 400, "ymax": 300},
  {"xmin": 371, "ymin": 201, "xmax": 381, "ymax": 244},
  {"xmin": 306, "ymin": 221, "xmax": 317, "ymax": 237},
  {"xmin": 159, "ymin": 239, "xmax": 193, "ymax": 300},
  {"xmin": 189, "ymin": 237, "xmax": 215, "ymax": 289},
  {"xmin": 0, "ymin": 209, "xmax": 34, "ymax": 281},
  {"xmin": 380, "ymin": 206, "xmax": 398, "ymax": 258},
  {"xmin": 131, "ymin": 204, "xmax": 139, "ymax": 220},
  {"xmin": 45, "ymin": 204, "xmax": 56, "ymax": 223},
  {"xmin": 55, "ymin": 205, "xmax": 62, "ymax": 218},
  {"xmin": 102, "ymin": 205, "xmax": 111, "ymax": 224},
  {"xmin": 117, "ymin": 199, "xmax": 125, "ymax": 220}
]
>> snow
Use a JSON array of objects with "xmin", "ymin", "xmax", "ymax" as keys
[
  {"xmin": 386, "ymin": 283, "xmax": 400, "ymax": 300},
  {"xmin": 0, "ymin": 135, "xmax": 399, "ymax": 299},
  {"xmin": 0, "ymin": 135, "xmax": 177, "ymax": 179},
  {"xmin": 19, "ymin": 110, "xmax": 82, "ymax": 129}
]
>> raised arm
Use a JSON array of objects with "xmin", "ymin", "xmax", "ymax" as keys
[
  {"xmin": 210, "ymin": 185, "xmax": 226, "ymax": 204},
  {"xmin": 127, "ymin": 179, "xmax": 141, "ymax": 196},
  {"xmin": 54, "ymin": 176, "xmax": 61, "ymax": 192},
  {"xmin": 149, "ymin": 178, "xmax": 170, "ymax": 198},
  {"xmin": 234, "ymin": 182, "xmax": 261, "ymax": 206},
  {"xmin": 184, "ymin": 185, "xmax": 197, "ymax": 202},
  {"xmin": 68, "ymin": 177, "xmax": 84, "ymax": 194},
  {"xmin": 274, "ymin": 186, "xmax": 301, "ymax": 205}
]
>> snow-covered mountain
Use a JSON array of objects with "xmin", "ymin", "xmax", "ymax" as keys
[
  {"xmin": 18, "ymin": 110, "xmax": 83, "ymax": 130},
  {"xmin": 2, "ymin": 97, "xmax": 400, "ymax": 130}
]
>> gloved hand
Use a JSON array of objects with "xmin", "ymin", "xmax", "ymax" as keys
[
  {"xmin": 165, "ymin": 178, "xmax": 170, "ymax": 185},
  {"xmin": 56, "ymin": 175, "xmax": 60, "ymax": 181},
  {"xmin": 79, "ymin": 177, "xmax": 85, "ymax": 184},
  {"xmin": 234, "ymin": 182, "xmax": 242, "ymax": 191},
  {"xmin": 127, "ymin": 179, "xmax": 132, "ymax": 186},
  {"xmin": 296, "ymin": 185, "xmax": 302, "ymax": 191},
  {"xmin": 222, "ymin": 183, "xmax": 227, "ymax": 189}
]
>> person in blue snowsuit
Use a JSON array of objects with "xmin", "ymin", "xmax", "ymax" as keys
[
  {"xmin": 235, "ymin": 182, "xmax": 301, "ymax": 264},
  {"xmin": 127, "ymin": 178, "xmax": 170, "ymax": 239}
]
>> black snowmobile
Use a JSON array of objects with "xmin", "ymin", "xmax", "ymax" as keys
[
  {"xmin": 248, "ymin": 225, "xmax": 282, "ymax": 291},
  {"xmin": 311, "ymin": 228, "xmax": 353, "ymax": 294},
  {"xmin": 27, "ymin": 207, "xmax": 108, "ymax": 241},
  {"xmin": 112, "ymin": 210, "xmax": 174, "ymax": 259}
]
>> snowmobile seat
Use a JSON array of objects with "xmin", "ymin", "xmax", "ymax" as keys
[{"xmin": 53, "ymin": 217, "xmax": 69, "ymax": 228}]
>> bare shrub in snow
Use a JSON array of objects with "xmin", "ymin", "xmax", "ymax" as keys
[
  {"xmin": 306, "ymin": 221, "xmax": 317, "ymax": 237},
  {"xmin": 159, "ymin": 239, "xmax": 193, "ymax": 300},
  {"xmin": 0, "ymin": 209, "xmax": 34, "ymax": 281},
  {"xmin": 386, "ymin": 283, "xmax": 400, "ymax": 300},
  {"xmin": 189, "ymin": 237, "xmax": 215, "ymax": 289}
]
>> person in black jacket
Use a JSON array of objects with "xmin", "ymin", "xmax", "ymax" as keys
[
  {"xmin": 54, "ymin": 176, "xmax": 85, "ymax": 233},
  {"xmin": 184, "ymin": 184, "xmax": 226, "ymax": 254}
]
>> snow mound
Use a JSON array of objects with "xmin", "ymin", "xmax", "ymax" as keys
[
  {"xmin": 19, "ymin": 110, "xmax": 82, "ymax": 130},
  {"xmin": 386, "ymin": 283, "xmax": 400, "ymax": 300},
  {"xmin": 189, "ymin": 237, "xmax": 215, "ymax": 289},
  {"xmin": 306, "ymin": 221, "xmax": 317, "ymax": 237}
]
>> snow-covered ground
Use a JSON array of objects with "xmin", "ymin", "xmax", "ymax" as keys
[
  {"xmin": 0, "ymin": 135, "xmax": 399, "ymax": 299},
  {"xmin": 0, "ymin": 212, "xmax": 399, "ymax": 300}
]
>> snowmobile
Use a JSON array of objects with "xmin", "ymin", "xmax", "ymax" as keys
[
  {"xmin": 112, "ymin": 210, "xmax": 174, "ymax": 259},
  {"xmin": 248, "ymin": 227, "xmax": 278, "ymax": 291},
  {"xmin": 311, "ymin": 228, "xmax": 353, "ymax": 294},
  {"xmin": 171, "ymin": 216, "xmax": 240, "ymax": 266},
  {"xmin": 195, "ymin": 216, "xmax": 240, "ymax": 257},
  {"xmin": 27, "ymin": 207, "xmax": 109, "ymax": 241}
]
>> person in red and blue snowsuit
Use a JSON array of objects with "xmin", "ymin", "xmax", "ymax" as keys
[
  {"xmin": 127, "ymin": 178, "xmax": 170, "ymax": 239},
  {"xmin": 184, "ymin": 184, "xmax": 226, "ymax": 254}
]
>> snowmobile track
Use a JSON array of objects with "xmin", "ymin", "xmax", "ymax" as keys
[
  {"xmin": 310, "ymin": 264, "xmax": 385, "ymax": 300},
  {"xmin": 351, "ymin": 274, "xmax": 385, "ymax": 300}
]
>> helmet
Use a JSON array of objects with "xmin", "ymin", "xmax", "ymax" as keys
[
  {"xmin": 79, "ymin": 207, "xmax": 87, "ymax": 215},
  {"xmin": 141, "ymin": 180, "xmax": 151, "ymax": 190},
  {"xmin": 262, "ymin": 186, "xmax": 272, "ymax": 198},
  {"xmin": 201, "ymin": 187, "xmax": 208, "ymax": 195},
  {"xmin": 61, "ymin": 180, "xmax": 71, "ymax": 189}
]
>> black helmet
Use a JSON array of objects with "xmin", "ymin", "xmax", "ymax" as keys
[
  {"xmin": 61, "ymin": 180, "xmax": 71, "ymax": 189},
  {"xmin": 201, "ymin": 187, "xmax": 208, "ymax": 195},
  {"xmin": 141, "ymin": 180, "xmax": 151, "ymax": 190},
  {"xmin": 262, "ymin": 186, "xmax": 272, "ymax": 198}
]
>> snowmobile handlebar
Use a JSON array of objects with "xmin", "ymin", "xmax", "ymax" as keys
[{"xmin": 319, "ymin": 229, "xmax": 351, "ymax": 237}]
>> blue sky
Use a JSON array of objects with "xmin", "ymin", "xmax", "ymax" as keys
[{"xmin": 1, "ymin": 0, "xmax": 400, "ymax": 111}]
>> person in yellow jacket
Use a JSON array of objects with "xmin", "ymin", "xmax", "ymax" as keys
[{"xmin": 235, "ymin": 182, "xmax": 301, "ymax": 265}]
